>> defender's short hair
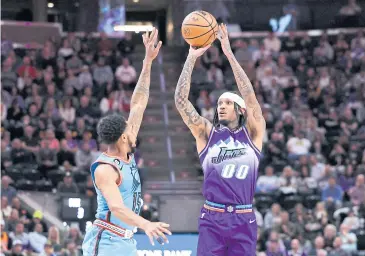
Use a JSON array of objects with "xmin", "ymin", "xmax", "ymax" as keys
[{"xmin": 97, "ymin": 114, "xmax": 126, "ymax": 144}]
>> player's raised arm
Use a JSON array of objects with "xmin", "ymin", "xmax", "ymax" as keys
[
  {"xmin": 95, "ymin": 164, "xmax": 171, "ymax": 245},
  {"xmin": 217, "ymin": 24, "xmax": 266, "ymax": 150},
  {"xmin": 124, "ymin": 28, "xmax": 162, "ymax": 143},
  {"xmin": 174, "ymin": 46, "xmax": 212, "ymax": 144}
]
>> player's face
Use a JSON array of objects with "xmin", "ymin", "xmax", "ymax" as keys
[{"xmin": 217, "ymin": 98, "xmax": 237, "ymax": 126}]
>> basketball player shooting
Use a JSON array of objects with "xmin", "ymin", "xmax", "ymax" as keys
[
  {"xmin": 174, "ymin": 24, "xmax": 266, "ymax": 255},
  {"xmin": 82, "ymin": 28, "xmax": 171, "ymax": 256}
]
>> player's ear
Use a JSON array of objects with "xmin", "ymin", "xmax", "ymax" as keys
[{"xmin": 120, "ymin": 133, "xmax": 128, "ymax": 143}]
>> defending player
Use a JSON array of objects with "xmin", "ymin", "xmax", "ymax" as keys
[
  {"xmin": 174, "ymin": 24, "xmax": 266, "ymax": 255},
  {"xmin": 82, "ymin": 28, "xmax": 171, "ymax": 256}
]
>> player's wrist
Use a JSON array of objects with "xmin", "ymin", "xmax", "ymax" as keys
[
  {"xmin": 143, "ymin": 58, "xmax": 153, "ymax": 66},
  {"xmin": 139, "ymin": 219, "xmax": 151, "ymax": 230}
]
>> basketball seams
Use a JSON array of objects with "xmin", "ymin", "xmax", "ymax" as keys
[
  {"xmin": 182, "ymin": 10, "xmax": 218, "ymax": 47},
  {"xmin": 183, "ymin": 22, "xmax": 218, "ymax": 40}
]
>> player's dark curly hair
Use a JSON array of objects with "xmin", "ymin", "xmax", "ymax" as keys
[{"xmin": 97, "ymin": 114, "xmax": 127, "ymax": 144}]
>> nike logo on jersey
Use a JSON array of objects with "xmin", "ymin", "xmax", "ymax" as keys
[{"xmin": 249, "ymin": 219, "xmax": 256, "ymax": 224}]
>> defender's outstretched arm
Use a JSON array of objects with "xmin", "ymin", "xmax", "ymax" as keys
[{"xmin": 125, "ymin": 28, "xmax": 162, "ymax": 142}]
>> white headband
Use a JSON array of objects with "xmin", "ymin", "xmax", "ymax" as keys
[{"xmin": 218, "ymin": 92, "xmax": 246, "ymax": 109}]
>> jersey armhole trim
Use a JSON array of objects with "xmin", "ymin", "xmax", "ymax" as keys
[
  {"xmin": 95, "ymin": 161, "xmax": 123, "ymax": 187},
  {"xmin": 198, "ymin": 127, "xmax": 215, "ymax": 157},
  {"xmin": 242, "ymin": 126, "xmax": 261, "ymax": 156}
]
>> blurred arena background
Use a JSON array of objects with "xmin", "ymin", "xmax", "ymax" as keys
[{"xmin": 1, "ymin": 0, "xmax": 365, "ymax": 255}]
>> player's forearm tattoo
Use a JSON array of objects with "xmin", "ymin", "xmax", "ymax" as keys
[
  {"xmin": 226, "ymin": 52, "xmax": 263, "ymax": 122},
  {"xmin": 130, "ymin": 62, "xmax": 152, "ymax": 108},
  {"xmin": 127, "ymin": 61, "xmax": 152, "ymax": 140},
  {"xmin": 175, "ymin": 55, "xmax": 206, "ymax": 137}
]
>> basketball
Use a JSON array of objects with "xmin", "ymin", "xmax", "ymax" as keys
[{"xmin": 181, "ymin": 10, "xmax": 218, "ymax": 48}]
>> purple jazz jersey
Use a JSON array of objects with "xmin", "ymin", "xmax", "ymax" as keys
[
  {"xmin": 199, "ymin": 126, "xmax": 261, "ymax": 205},
  {"xmin": 197, "ymin": 126, "xmax": 261, "ymax": 256}
]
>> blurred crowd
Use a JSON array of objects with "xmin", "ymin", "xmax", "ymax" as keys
[{"xmin": 189, "ymin": 29, "xmax": 365, "ymax": 255}]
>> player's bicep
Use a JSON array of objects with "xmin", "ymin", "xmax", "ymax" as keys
[
  {"xmin": 95, "ymin": 165, "xmax": 125, "ymax": 210},
  {"xmin": 176, "ymin": 101, "xmax": 211, "ymax": 139}
]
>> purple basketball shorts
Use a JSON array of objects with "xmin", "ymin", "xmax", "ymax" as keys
[{"xmin": 197, "ymin": 207, "xmax": 257, "ymax": 256}]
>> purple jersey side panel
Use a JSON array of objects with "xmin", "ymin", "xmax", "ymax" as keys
[{"xmin": 199, "ymin": 126, "xmax": 260, "ymax": 205}]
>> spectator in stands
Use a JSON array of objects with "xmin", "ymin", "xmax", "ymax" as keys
[
  {"xmin": 264, "ymin": 32, "xmax": 282, "ymax": 56},
  {"xmin": 264, "ymin": 203, "xmax": 282, "ymax": 230},
  {"xmin": 140, "ymin": 193, "xmax": 159, "ymax": 222},
  {"xmin": 64, "ymin": 130, "xmax": 78, "ymax": 153},
  {"xmin": 64, "ymin": 227, "xmax": 83, "ymax": 247},
  {"xmin": 59, "ymin": 99, "xmax": 76, "ymax": 125},
  {"xmin": 57, "ymin": 172, "xmax": 79, "ymax": 193},
  {"xmin": 93, "ymin": 57, "xmax": 113, "ymax": 94},
  {"xmin": 9, "ymin": 222, "xmax": 29, "ymax": 248},
  {"xmin": 322, "ymin": 177, "xmax": 344, "ymax": 208},
  {"xmin": 117, "ymin": 32, "xmax": 134, "ymax": 56},
  {"xmin": 11, "ymin": 138, "xmax": 33, "ymax": 165},
  {"xmin": 28, "ymin": 223, "xmax": 47, "ymax": 253},
  {"xmin": 40, "ymin": 241, "xmax": 56, "ymax": 256},
  {"xmin": 58, "ymin": 140, "xmax": 76, "ymax": 166},
  {"xmin": 75, "ymin": 142, "xmax": 93, "ymax": 172},
  {"xmin": 63, "ymin": 70, "xmax": 82, "ymax": 96},
  {"xmin": 347, "ymin": 174, "xmax": 365, "ymax": 206},
  {"xmin": 308, "ymin": 236, "xmax": 325, "ymax": 256},
  {"xmin": 287, "ymin": 131, "xmax": 311, "ymax": 160},
  {"xmin": 11, "ymin": 198, "xmax": 30, "ymax": 222},
  {"xmin": 1, "ymin": 57, "xmax": 18, "ymax": 92},
  {"xmin": 58, "ymin": 39, "xmax": 74, "ymax": 59},
  {"xmin": 256, "ymin": 166, "xmax": 281, "ymax": 193},
  {"xmin": 206, "ymin": 64, "xmax": 223, "ymax": 85},
  {"xmin": 98, "ymin": 32, "xmax": 113, "ymax": 53},
  {"xmin": 233, "ymin": 40, "xmax": 252, "ymax": 65},
  {"xmin": 202, "ymin": 45, "xmax": 221, "ymax": 68},
  {"xmin": 342, "ymin": 209, "xmax": 360, "ymax": 231},
  {"xmin": 28, "ymin": 210, "xmax": 47, "ymax": 234},
  {"xmin": 17, "ymin": 56, "xmax": 37, "ymax": 79},
  {"xmin": 79, "ymin": 130, "xmax": 97, "ymax": 151},
  {"xmin": 47, "ymin": 226, "xmax": 61, "ymax": 253},
  {"xmin": 115, "ymin": 57, "xmax": 137, "ymax": 91},
  {"xmin": 6, "ymin": 209, "xmax": 21, "ymax": 233},
  {"xmin": 323, "ymin": 224, "xmax": 337, "ymax": 251},
  {"xmin": 66, "ymin": 54, "xmax": 83, "ymax": 75},
  {"xmin": 76, "ymin": 96, "xmax": 98, "ymax": 124},
  {"xmin": 10, "ymin": 239, "xmax": 24, "ymax": 256},
  {"xmin": 339, "ymin": 223, "xmax": 357, "ymax": 253},
  {"xmin": 329, "ymin": 237, "xmax": 350, "ymax": 256},
  {"xmin": 61, "ymin": 241, "xmax": 80, "ymax": 256},
  {"xmin": 200, "ymin": 100, "xmax": 215, "ymax": 122},
  {"xmin": 276, "ymin": 211, "xmax": 301, "ymax": 244},
  {"xmin": 1, "ymin": 196, "xmax": 12, "ymax": 220},
  {"xmin": 37, "ymin": 139, "xmax": 58, "ymax": 178},
  {"xmin": 287, "ymin": 238, "xmax": 306, "ymax": 256},
  {"xmin": 78, "ymin": 65, "xmax": 93, "ymax": 90},
  {"xmin": 337, "ymin": 165, "xmax": 356, "ymax": 197},
  {"xmin": 1, "ymin": 176, "xmax": 16, "ymax": 203},
  {"xmin": 266, "ymin": 233, "xmax": 287, "ymax": 256}
]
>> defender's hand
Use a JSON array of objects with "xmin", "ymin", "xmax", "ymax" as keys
[
  {"xmin": 188, "ymin": 45, "xmax": 211, "ymax": 58},
  {"xmin": 143, "ymin": 28, "xmax": 162, "ymax": 62},
  {"xmin": 217, "ymin": 23, "xmax": 232, "ymax": 56},
  {"xmin": 142, "ymin": 221, "xmax": 172, "ymax": 246}
]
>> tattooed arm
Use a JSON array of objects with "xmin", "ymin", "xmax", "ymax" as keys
[
  {"xmin": 175, "ymin": 46, "xmax": 212, "ymax": 151},
  {"xmin": 125, "ymin": 28, "xmax": 162, "ymax": 142},
  {"xmin": 218, "ymin": 24, "xmax": 266, "ymax": 150}
]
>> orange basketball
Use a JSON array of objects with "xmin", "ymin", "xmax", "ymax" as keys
[{"xmin": 181, "ymin": 10, "xmax": 218, "ymax": 48}]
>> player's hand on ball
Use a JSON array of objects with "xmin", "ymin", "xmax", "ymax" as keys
[
  {"xmin": 188, "ymin": 45, "xmax": 211, "ymax": 58},
  {"xmin": 217, "ymin": 23, "xmax": 232, "ymax": 56},
  {"xmin": 143, "ymin": 27, "xmax": 162, "ymax": 62},
  {"xmin": 142, "ymin": 221, "xmax": 172, "ymax": 246}
]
